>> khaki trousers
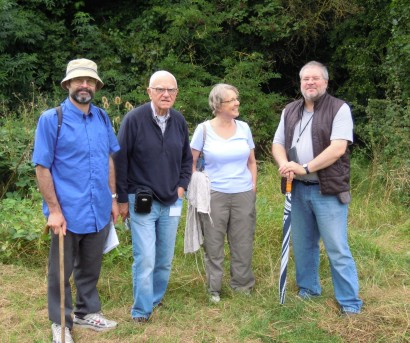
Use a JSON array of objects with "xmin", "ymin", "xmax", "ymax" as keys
[{"xmin": 202, "ymin": 190, "xmax": 256, "ymax": 294}]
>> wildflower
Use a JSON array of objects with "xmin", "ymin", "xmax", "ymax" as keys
[{"xmin": 125, "ymin": 101, "xmax": 133, "ymax": 111}]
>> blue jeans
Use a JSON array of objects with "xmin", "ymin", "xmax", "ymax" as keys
[
  {"xmin": 291, "ymin": 182, "xmax": 362, "ymax": 313},
  {"xmin": 128, "ymin": 194, "xmax": 182, "ymax": 319}
]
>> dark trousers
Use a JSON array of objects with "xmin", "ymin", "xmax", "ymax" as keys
[{"xmin": 48, "ymin": 224, "xmax": 109, "ymax": 328}]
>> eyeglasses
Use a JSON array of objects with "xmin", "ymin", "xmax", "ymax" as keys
[
  {"xmin": 150, "ymin": 87, "xmax": 178, "ymax": 95},
  {"xmin": 70, "ymin": 77, "xmax": 97, "ymax": 87},
  {"xmin": 221, "ymin": 97, "xmax": 240, "ymax": 104},
  {"xmin": 301, "ymin": 77, "xmax": 323, "ymax": 82}
]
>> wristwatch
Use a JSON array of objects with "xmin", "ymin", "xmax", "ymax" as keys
[
  {"xmin": 302, "ymin": 163, "xmax": 310, "ymax": 175},
  {"xmin": 111, "ymin": 193, "xmax": 118, "ymax": 199}
]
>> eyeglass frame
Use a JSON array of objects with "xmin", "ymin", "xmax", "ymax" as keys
[
  {"xmin": 70, "ymin": 77, "xmax": 97, "ymax": 87},
  {"xmin": 149, "ymin": 87, "xmax": 179, "ymax": 95},
  {"xmin": 301, "ymin": 76, "xmax": 324, "ymax": 83},
  {"xmin": 221, "ymin": 97, "xmax": 240, "ymax": 104}
]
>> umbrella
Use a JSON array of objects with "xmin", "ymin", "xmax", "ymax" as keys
[{"xmin": 279, "ymin": 178, "xmax": 292, "ymax": 304}]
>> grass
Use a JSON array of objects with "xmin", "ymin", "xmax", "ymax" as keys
[{"xmin": 0, "ymin": 161, "xmax": 409, "ymax": 342}]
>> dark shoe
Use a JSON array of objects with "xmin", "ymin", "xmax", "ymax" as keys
[
  {"xmin": 297, "ymin": 289, "xmax": 319, "ymax": 300},
  {"xmin": 133, "ymin": 317, "xmax": 149, "ymax": 324},
  {"xmin": 341, "ymin": 310, "xmax": 360, "ymax": 317},
  {"xmin": 340, "ymin": 305, "xmax": 361, "ymax": 316}
]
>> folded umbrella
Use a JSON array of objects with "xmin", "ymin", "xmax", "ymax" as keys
[{"xmin": 279, "ymin": 179, "xmax": 292, "ymax": 304}]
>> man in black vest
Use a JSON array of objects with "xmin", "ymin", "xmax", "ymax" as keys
[{"xmin": 272, "ymin": 61, "xmax": 362, "ymax": 315}]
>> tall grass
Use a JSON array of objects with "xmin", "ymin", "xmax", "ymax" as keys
[{"xmin": 1, "ymin": 159, "xmax": 409, "ymax": 342}]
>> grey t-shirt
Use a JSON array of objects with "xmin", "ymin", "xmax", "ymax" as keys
[{"xmin": 272, "ymin": 103, "xmax": 353, "ymax": 181}]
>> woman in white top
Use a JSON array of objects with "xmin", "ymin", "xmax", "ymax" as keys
[{"xmin": 190, "ymin": 83, "xmax": 257, "ymax": 303}]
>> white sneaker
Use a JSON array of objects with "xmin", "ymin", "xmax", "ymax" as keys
[
  {"xmin": 73, "ymin": 312, "xmax": 117, "ymax": 332},
  {"xmin": 51, "ymin": 323, "xmax": 74, "ymax": 343},
  {"xmin": 209, "ymin": 293, "xmax": 220, "ymax": 303}
]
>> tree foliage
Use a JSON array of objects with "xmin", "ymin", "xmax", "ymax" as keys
[{"xmin": 0, "ymin": 0, "xmax": 408, "ymax": 203}]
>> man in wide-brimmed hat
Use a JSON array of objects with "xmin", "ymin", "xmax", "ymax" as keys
[{"xmin": 33, "ymin": 58, "xmax": 120, "ymax": 342}]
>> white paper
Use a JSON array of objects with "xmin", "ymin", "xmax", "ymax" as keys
[
  {"xmin": 103, "ymin": 220, "xmax": 119, "ymax": 254},
  {"xmin": 169, "ymin": 198, "xmax": 183, "ymax": 216}
]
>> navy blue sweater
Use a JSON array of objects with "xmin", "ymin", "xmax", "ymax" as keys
[{"xmin": 114, "ymin": 103, "xmax": 193, "ymax": 205}]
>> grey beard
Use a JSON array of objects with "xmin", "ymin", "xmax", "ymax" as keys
[
  {"xmin": 70, "ymin": 88, "xmax": 94, "ymax": 104},
  {"xmin": 72, "ymin": 93, "xmax": 93, "ymax": 104},
  {"xmin": 303, "ymin": 89, "xmax": 326, "ymax": 102}
]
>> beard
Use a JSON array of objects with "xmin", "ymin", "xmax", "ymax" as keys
[
  {"xmin": 302, "ymin": 88, "xmax": 326, "ymax": 102},
  {"xmin": 304, "ymin": 93, "xmax": 321, "ymax": 102},
  {"xmin": 70, "ymin": 88, "xmax": 94, "ymax": 104}
]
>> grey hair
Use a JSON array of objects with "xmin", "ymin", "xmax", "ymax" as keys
[
  {"xmin": 299, "ymin": 61, "xmax": 329, "ymax": 81},
  {"xmin": 149, "ymin": 70, "xmax": 178, "ymax": 87},
  {"xmin": 208, "ymin": 83, "xmax": 239, "ymax": 115}
]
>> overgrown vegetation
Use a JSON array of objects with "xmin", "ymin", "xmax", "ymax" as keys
[
  {"xmin": 1, "ymin": 0, "xmax": 409, "ymax": 203},
  {"xmin": 1, "ymin": 163, "xmax": 409, "ymax": 342},
  {"xmin": 0, "ymin": 0, "xmax": 409, "ymax": 341}
]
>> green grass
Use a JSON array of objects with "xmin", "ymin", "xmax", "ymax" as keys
[{"xmin": 1, "ymin": 160, "xmax": 409, "ymax": 342}]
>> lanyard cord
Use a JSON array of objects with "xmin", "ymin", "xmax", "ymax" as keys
[{"xmin": 296, "ymin": 110, "xmax": 314, "ymax": 143}]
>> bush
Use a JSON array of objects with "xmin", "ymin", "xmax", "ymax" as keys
[
  {"xmin": 0, "ymin": 188, "xmax": 48, "ymax": 265},
  {"xmin": 355, "ymin": 98, "xmax": 410, "ymax": 205}
]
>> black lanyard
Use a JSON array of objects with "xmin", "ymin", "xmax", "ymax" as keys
[{"xmin": 296, "ymin": 111, "xmax": 313, "ymax": 143}]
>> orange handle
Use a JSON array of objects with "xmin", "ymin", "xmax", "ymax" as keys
[{"xmin": 286, "ymin": 179, "xmax": 292, "ymax": 193}]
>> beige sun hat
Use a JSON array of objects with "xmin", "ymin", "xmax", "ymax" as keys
[{"xmin": 61, "ymin": 58, "xmax": 104, "ymax": 91}]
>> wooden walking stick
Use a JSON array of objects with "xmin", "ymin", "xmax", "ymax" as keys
[
  {"xmin": 44, "ymin": 225, "xmax": 66, "ymax": 342},
  {"xmin": 59, "ymin": 229, "xmax": 65, "ymax": 343}
]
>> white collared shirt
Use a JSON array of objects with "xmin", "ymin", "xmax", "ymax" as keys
[{"xmin": 150, "ymin": 102, "xmax": 170, "ymax": 135}]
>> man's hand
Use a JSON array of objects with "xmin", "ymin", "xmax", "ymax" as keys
[
  {"xmin": 118, "ymin": 202, "xmax": 129, "ymax": 222},
  {"xmin": 111, "ymin": 200, "xmax": 120, "ymax": 224},
  {"xmin": 47, "ymin": 212, "xmax": 67, "ymax": 235},
  {"xmin": 278, "ymin": 162, "xmax": 303, "ymax": 178},
  {"xmin": 177, "ymin": 186, "xmax": 185, "ymax": 199}
]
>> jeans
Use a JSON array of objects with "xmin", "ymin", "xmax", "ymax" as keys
[
  {"xmin": 291, "ymin": 181, "xmax": 362, "ymax": 313},
  {"xmin": 128, "ymin": 194, "xmax": 181, "ymax": 319}
]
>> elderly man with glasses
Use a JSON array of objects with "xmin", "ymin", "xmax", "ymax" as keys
[{"xmin": 113, "ymin": 70, "xmax": 192, "ymax": 324}]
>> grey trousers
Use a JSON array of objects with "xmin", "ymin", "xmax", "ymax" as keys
[
  {"xmin": 202, "ymin": 190, "xmax": 256, "ymax": 294},
  {"xmin": 48, "ymin": 224, "xmax": 109, "ymax": 328}
]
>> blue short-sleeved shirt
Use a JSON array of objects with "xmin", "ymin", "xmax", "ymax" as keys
[{"xmin": 32, "ymin": 98, "xmax": 120, "ymax": 234}]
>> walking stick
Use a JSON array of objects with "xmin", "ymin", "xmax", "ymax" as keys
[
  {"xmin": 59, "ymin": 229, "xmax": 65, "ymax": 343},
  {"xmin": 44, "ymin": 225, "xmax": 66, "ymax": 342}
]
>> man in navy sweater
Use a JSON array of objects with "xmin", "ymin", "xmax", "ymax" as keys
[{"xmin": 113, "ymin": 71, "xmax": 192, "ymax": 323}]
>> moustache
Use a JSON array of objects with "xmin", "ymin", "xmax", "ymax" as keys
[{"xmin": 77, "ymin": 88, "xmax": 92, "ymax": 94}]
